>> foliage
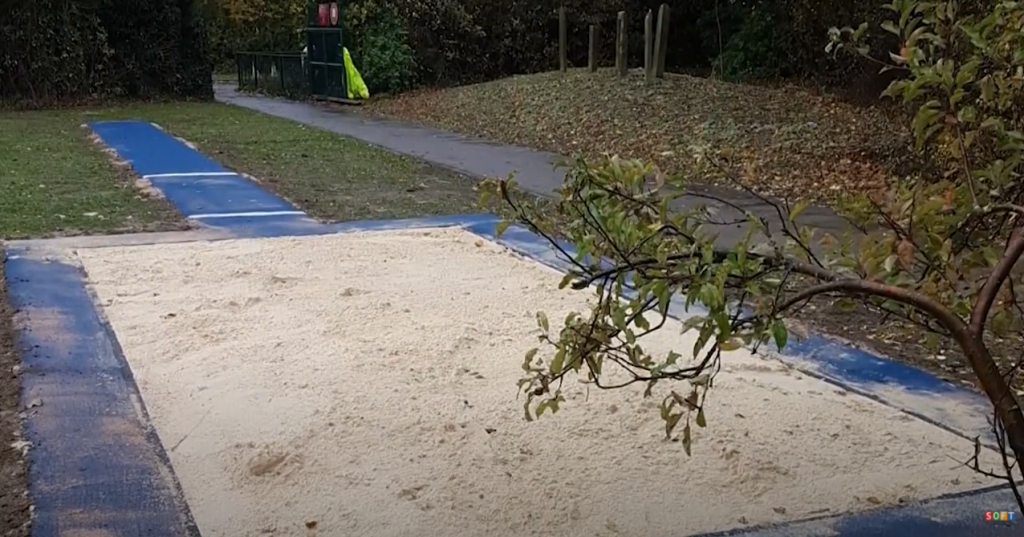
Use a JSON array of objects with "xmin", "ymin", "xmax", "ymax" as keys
[
  {"xmin": 713, "ymin": 4, "xmax": 786, "ymax": 81},
  {"xmin": 481, "ymin": 0, "xmax": 1024, "ymax": 507},
  {"xmin": 0, "ymin": 0, "xmax": 212, "ymax": 104},
  {"xmin": 201, "ymin": 0, "xmax": 305, "ymax": 71},
  {"xmin": 345, "ymin": 2, "xmax": 415, "ymax": 95},
  {"xmin": 201, "ymin": 0, "xmax": 940, "ymax": 93}
]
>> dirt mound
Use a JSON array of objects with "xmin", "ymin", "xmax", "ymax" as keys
[{"xmin": 363, "ymin": 69, "xmax": 914, "ymax": 205}]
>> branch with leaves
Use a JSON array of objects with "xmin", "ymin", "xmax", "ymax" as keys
[{"xmin": 478, "ymin": 0, "xmax": 1024, "ymax": 510}]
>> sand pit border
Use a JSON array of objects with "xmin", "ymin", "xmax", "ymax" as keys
[{"xmin": 5, "ymin": 214, "xmax": 1019, "ymax": 537}]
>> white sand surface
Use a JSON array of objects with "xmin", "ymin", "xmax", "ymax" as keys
[{"xmin": 76, "ymin": 227, "xmax": 1001, "ymax": 537}]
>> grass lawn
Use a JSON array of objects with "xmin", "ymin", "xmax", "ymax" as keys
[
  {"xmin": 0, "ymin": 102, "xmax": 483, "ymax": 240},
  {"xmin": 0, "ymin": 111, "xmax": 187, "ymax": 239}
]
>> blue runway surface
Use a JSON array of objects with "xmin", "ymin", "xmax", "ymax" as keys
[
  {"xmin": 3, "ymin": 120, "xmax": 1016, "ymax": 536},
  {"xmin": 88, "ymin": 121, "xmax": 319, "ymax": 229},
  {"xmin": 4, "ymin": 252, "xmax": 199, "ymax": 536}
]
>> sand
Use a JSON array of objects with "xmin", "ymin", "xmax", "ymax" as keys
[{"xmin": 75, "ymin": 227, "xmax": 1002, "ymax": 537}]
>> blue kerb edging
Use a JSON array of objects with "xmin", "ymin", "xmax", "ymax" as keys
[
  {"xmin": 4, "ymin": 251, "xmax": 200, "ymax": 536},
  {"xmin": 9, "ymin": 118, "xmax": 1012, "ymax": 535}
]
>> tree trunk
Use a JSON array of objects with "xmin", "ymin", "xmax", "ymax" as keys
[{"xmin": 961, "ymin": 334, "xmax": 1024, "ymax": 468}]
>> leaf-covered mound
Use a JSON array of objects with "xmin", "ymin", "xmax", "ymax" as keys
[{"xmin": 362, "ymin": 69, "xmax": 914, "ymax": 206}]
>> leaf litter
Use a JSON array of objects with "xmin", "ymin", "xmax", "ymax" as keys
[{"xmin": 362, "ymin": 68, "xmax": 914, "ymax": 206}]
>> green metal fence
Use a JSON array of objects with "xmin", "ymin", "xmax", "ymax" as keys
[
  {"xmin": 305, "ymin": 27, "xmax": 347, "ymax": 100},
  {"xmin": 236, "ymin": 51, "xmax": 308, "ymax": 98}
]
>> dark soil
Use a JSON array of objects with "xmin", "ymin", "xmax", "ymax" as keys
[{"xmin": 0, "ymin": 253, "xmax": 31, "ymax": 536}]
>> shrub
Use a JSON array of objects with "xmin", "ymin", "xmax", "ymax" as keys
[
  {"xmin": 713, "ymin": 5, "xmax": 785, "ymax": 81},
  {"xmin": 0, "ymin": 0, "xmax": 212, "ymax": 104},
  {"xmin": 347, "ymin": 6, "xmax": 415, "ymax": 95}
]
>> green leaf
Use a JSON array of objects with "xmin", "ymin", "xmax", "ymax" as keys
[
  {"xmin": 771, "ymin": 320, "xmax": 788, "ymax": 350},
  {"xmin": 665, "ymin": 411, "xmax": 682, "ymax": 437},
  {"xmin": 680, "ymin": 316, "xmax": 704, "ymax": 334},
  {"xmin": 536, "ymin": 400, "xmax": 550, "ymax": 418},
  {"xmin": 495, "ymin": 219, "xmax": 511, "ymax": 237},
  {"xmin": 883, "ymin": 254, "xmax": 897, "ymax": 273},
  {"xmin": 612, "ymin": 307, "xmax": 627, "ymax": 330},
  {"xmin": 536, "ymin": 311, "xmax": 549, "ymax": 332},
  {"xmin": 880, "ymin": 19, "xmax": 900, "ymax": 36},
  {"xmin": 718, "ymin": 338, "xmax": 743, "ymax": 352},
  {"xmin": 695, "ymin": 408, "xmax": 707, "ymax": 428},
  {"xmin": 550, "ymin": 348, "xmax": 565, "ymax": 375},
  {"xmin": 681, "ymin": 423, "xmax": 692, "ymax": 456},
  {"xmin": 789, "ymin": 200, "xmax": 809, "ymax": 222}
]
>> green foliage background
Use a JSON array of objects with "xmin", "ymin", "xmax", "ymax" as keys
[
  {"xmin": 0, "ymin": 0, "xmax": 213, "ymax": 104},
  {"xmin": 201, "ymin": 0, "xmax": 956, "ymax": 96},
  {"xmin": 0, "ymin": 0, "xmax": 1001, "ymax": 104}
]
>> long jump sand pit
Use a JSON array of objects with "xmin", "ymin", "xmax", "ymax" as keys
[{"xmin": 75, "ymin": 227, "xmax": 1001, "ymax": 537}]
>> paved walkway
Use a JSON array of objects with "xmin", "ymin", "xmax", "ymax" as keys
[{"xmin": 214, "ymin": 85, "xmax": 854, "ymax": 250}]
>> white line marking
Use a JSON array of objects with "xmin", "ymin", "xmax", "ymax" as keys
[
  {"xmin": 143, "ymin": 172, "xmax": 239, "ymax": 179},
  {"xmin": 187, "ymin": 211, "xmax": 306, "ymax": 220}
]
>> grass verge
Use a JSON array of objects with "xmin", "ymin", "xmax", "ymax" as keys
[{"xmin": 0, "ymin": 111, "xmax": 187, "ymax": 239}]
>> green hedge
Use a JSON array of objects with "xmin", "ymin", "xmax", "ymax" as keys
[
  {"xmin": 0, "ymin": 0, "xmax": 212, "ymax": 105},
  {"xmin": 205, "ymin": 0, "xmax": 993, "ymax": 95}
]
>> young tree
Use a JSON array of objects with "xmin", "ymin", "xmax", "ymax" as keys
[{"xmin": 481, "ymin": 0, "xmax": 1024, "ymax": 508}]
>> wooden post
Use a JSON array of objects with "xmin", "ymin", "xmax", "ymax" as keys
[
  {"xmin": 559, "ymin": 7, "xmax": 567, "ymax": 74},
  {"xmin": 588, "ymin": 25, "xmax": 598, "ymax": 73},
  {"xmin": 644, "ymin": 10, "xmax": 654, "ymax": 84},
  {"xmin": 615, "ymin": 11, "xmax": 627, "ymax": 77},
  {"xmin": 654, "ymin": 4, "xmax": 670, "ymax": 77}
]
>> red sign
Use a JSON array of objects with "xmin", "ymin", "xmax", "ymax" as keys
[
  {"xmin": 317, "ymin": 3, "xmax": 329, "ymax": 26},
  {"xmin": 329, "ymin": 2, "xmax": 339, "ymax": 25}
]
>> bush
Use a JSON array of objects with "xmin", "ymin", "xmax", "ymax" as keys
[
  {"xmin": 0, "ymin": 0, "xmax": 212, "ymax": 104},
  {"xmin": 346, "ymin": 4, "xmax": 415, "ymax": 95},
  {"xmin": 713, "ymin": 6, "xmax": 785, "ymax": 81}
]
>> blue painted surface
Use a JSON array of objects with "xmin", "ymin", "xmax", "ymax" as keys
[
  {"xmin": 4, "ymin": 250, "xmax": 198, "ymax": 537},
  {"xmin": 89, "ymin": 121, "xmax": 225, "ymax": 177},
  {"xmin": 146, "ymin": 174, "xmax": 298, "ymax": 216},
  {"xmin": 88, "ymin": 121, "xmax": 314, "ymax": 228}
]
